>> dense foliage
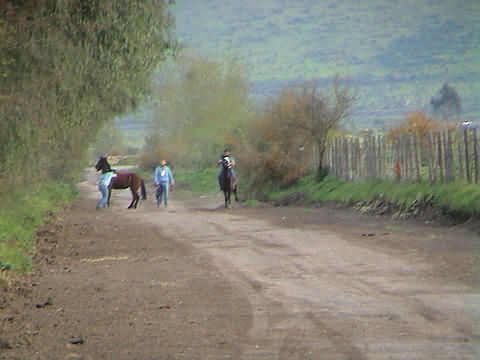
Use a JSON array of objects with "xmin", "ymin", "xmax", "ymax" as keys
[
  {"xmin": 140, "ymin": 53, "xmax": 252, "ymax": 169},
  {"xmin": 0, "ymin": 0, "xmax": 174, "ymax": 189},
  {"xmin": 237, "ymin": 79, "xmax": 355, "ymax": 193}
]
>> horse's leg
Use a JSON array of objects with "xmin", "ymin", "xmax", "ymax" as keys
[
  {"xmin": 132, "ymin": 191, "xmax": 138, "ymax": 208},
  {"xmin": 128, "ymin": 185, "xmax": 136, "ymax": 209},
  {"xmin": 226, "ymin": 189, "xmax": 232, "ymax": 208},
  {"xmin": 229, "ymin": 175, "xmax": 238, "ymax": 202},
  {"xmin": 107, "ymin": 187, "xmax": 112, "ymax": 207},
  {"xmin": 224, "ymin": 190, "xmax": 228, "ymax": 208},
  {"xmin": 132, "ymin": 182, "xmax": 140, "ymax": 209},
  {"xmin": 233, "ymin": 185, "xmax": 239, "ymax": 202},
  {"xmin": 134, "ymin": 189, "xmax": 140, "ymax": 209}
]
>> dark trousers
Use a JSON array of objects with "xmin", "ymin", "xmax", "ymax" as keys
[{"xmin": 156, "ymin": 182, "xmax": 169, "ymax": 206}]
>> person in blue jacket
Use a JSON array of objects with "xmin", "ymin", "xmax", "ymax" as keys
[
  {"xmin": 96, "ymin": 170, "xmax": 117, "ymax": 209},
  {"xmin": 153, "ymin": 159, "xmax": 175, "ymax": 208}
]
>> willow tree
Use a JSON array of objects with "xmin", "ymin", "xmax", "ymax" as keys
[{"xmin": 0, "ymin": 0, "xmax": 175, "ymax": 187}]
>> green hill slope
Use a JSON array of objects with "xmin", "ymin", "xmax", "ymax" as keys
[{"xmin": 171, "ymin": 0, "xmax": 480, "ymax": 127}]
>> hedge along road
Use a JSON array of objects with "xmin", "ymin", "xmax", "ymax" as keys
[{"xmin": 5, "ymin": 168, "xmax": 479, "ymax": 359}]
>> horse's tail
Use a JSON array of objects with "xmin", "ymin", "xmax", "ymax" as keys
[{"xmin": 141, "ymin": 179, "xmax": 147, "ymax": 200}]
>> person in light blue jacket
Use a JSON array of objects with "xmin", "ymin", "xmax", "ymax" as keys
[
  {"xmin": 153, "ymin": 159, "xmax": 175, "ymax": 208},
  {"xmin": 96, "ymin": 170, "xmax": 117, "ymax": 209}
]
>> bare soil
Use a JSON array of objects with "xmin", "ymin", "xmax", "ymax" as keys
[{"xmin": 1, "ymin": 169, "xmax": 479, "ymax": 360}]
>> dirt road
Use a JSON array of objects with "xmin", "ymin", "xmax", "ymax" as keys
[{"xmin": 1, "ymin": 169, "xmax": 479, "ymax": 359}]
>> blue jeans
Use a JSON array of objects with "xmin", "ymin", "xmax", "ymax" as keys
[
  {"xmin": 156, "ymin": 182, "xmax": 169, "ymax": 207},
  {"xmin": 96, "ymin": 184, "xmax": 109, "ymax": 208}
]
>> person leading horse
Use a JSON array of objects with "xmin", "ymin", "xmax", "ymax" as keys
[{"xmin": 95, "ymin": 156, "xmax": 146, "ymax": 209}]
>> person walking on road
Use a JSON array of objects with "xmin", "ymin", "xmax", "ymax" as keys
[{"xmin": 153, "ymin": 160, "xmax": 175, "ymax": 208}]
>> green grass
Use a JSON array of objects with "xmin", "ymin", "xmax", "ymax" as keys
[
  {"xmin": 174, "ymin": 167, "xmax": 219, "ymax": 195},
  {"xmin": 267, "ymin": 175, "xmax": 480, "ymax": 217},
  {"xmin": 245, "ymin": 199, "xmax": 261, "ymax": 208},
  {"xmin": 0, "ymin": 183, "xmax": 77, "ymax": 272},
  {"xmin": 144, "ymin": 164, "xmax": 480, "ymax": 217}
]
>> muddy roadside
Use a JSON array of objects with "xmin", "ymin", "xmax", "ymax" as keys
[{"xmin": 0, "ymin": 194, "xmax": 252, "ymax": 360}]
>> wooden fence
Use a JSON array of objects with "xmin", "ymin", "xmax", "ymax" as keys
[{"xmin": 326, "ymin": 127, "xmax": 480, "ymax": 184}]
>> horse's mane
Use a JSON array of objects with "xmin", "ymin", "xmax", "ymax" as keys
[
  {"xmin": 104, "ymin": 157, "xmax": 111, "ymax": 170},
  {"xmin": 106, "ymin": 157, "xmax": 114, "ymax": 170},
  {"xmin": 99, "ymin": 156, "xmax": 116, "ymax": 173}
]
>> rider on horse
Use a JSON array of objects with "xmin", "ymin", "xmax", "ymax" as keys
[{"xmin": 217, "ymin": 149, "xmax": 236, "ymax": 191}]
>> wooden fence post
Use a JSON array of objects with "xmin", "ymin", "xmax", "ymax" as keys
[
  {"xmin": 464, "ymin": 127, "xmax": 471, "ymax": 184},
  {"xmin": 413, "ymin": 134, "xmax": 421, "ymax": 182},
  {"xmin": 437, "ymin": 132, "xmax": 444, "ymax": 183},
  {"xmin": 457, "ymin": 129, "xmax": 465, "ymax": 182},
  {"xmin": 408, "ymin": 135, "xmax": 414, "ymax": 180},
  {"xmin": 430, "ymin": 131, "xmax": 436, "ymax": 183},
  {"xmin": 356, "ymin": 137, "xmax": 361, "ymax": 180},
  {"xmin": 445, "ymin": 130, "xmax": 453, "ymax": 183},
  {"xmin": 474, "ymin": 128, "xmax": 479, "ymax": 184},
  {"xmin": 343, "ymin": 137, "xmax": 349, "ymax": 180}
]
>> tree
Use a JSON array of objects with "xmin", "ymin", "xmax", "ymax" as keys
[
  {"xmin": 291, "ymin": 77, "xmax": 356, "ymax": 170},
  {"xmin": 238, "ymin": 76, "xmax": 356, "ymax": 190},
  {"xmin": 91, "ymin": 122, "xmax": 126, "ymax": 159},
  {"xmin": 430, "ymin": 83, "xmax": 462, "ymax": 121},
  {"xmin": 145, "ymin": 52, "xmax": 253, "ymax": 168},
  {"xmin": 388, "ymin": 110, "xmax": 439, "ymax": 139},
  {"xmin": 0, "ymin": 0, "xmax": 174, "ymax": 187}
]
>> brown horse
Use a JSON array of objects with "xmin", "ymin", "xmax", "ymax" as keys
[{"xmin": 95, "ymin": 157, "xmax": 146, "ymax": 209}]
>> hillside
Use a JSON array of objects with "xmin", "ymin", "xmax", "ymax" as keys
[{"xmin": 166, "ymin": 0, "xmax": 480, "ymax": 128}]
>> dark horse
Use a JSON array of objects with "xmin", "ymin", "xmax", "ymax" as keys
[
  {"xmin": 219, "ymin": 159, "xmax": 239, "ymax": 208},
  {"xmin": 95, "ymin": 157, "xmax": 146, "ymax": 209}
]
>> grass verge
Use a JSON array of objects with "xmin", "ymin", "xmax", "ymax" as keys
[
  {"xmin": 0, "ymin": 182, "xmax": 77, "ymax": 273},
  {"xmin": 266, "ymin": 175, "xmax": 480, "ymax": 218},
  {"xmin": 171, "ymin": 167, "xmax": 219, "ymax": 195}
]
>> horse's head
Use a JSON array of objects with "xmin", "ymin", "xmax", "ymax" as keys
[{"xmin": 95, "ymin": 156, "xmax": 110, "ymax": 172}]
